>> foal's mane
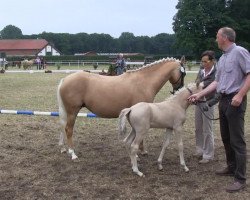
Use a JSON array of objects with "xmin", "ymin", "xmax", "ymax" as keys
[
  {"xmin": 127, "ymin": 57, "xmax": 179, "ymax": 74},
  {"xmin": 165, "ymin": 82, "xmax": 197, "ymax": 101}
]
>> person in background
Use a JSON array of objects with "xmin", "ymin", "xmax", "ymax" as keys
[
  {"xmin": 188, "ymin": 27, "xmax": 250, "ymax": 193},
  {"xmin": 40, "ymin": 57, "xmax": 46, "ymax": 69},
  {"xmin": 194, "ymin": 50, "xmax": 216, "ymax": 164},
  {"xmin": 116, "ymin": 53, "xmax": 126, "ymax": 75},
  {"xmin": 35, "ymin": 56, "xmax": 41, "ymax": 70}
]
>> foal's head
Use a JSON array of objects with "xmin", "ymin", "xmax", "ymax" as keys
[{"xmin": 186, "ymin": 82, "xmax": 204, "ymax": 96}]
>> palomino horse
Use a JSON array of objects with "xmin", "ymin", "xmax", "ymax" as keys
[
  {"xmin": 118, "ymin": 82, "xmax": 204, "ymax": 177},
  {"xmin": 57, "ymin": 57, "xmax": 186, "ymax": 160},
  {"xmin": 21, "ymin": 59, "xmax": 35, "ymax": 70}
]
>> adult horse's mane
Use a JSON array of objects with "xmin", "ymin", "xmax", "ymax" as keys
[{"xmin": 127, "ymin": 57, "xmax": 179, "ymax": 74}]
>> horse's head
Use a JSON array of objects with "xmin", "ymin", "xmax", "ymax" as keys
[{"xmin": 169, "ymin": 56, "xmax": 186, "ymax": 94}]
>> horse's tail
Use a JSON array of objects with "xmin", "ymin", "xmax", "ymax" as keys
[
  {"xmin": 57, "ymin": 78, "xmax": 67, "ymax": 125},
  {"xmin": 118, "ymin": 108, "xmax": 131, "ymax": 140}
]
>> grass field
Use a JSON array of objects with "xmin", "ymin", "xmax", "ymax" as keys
[{"xmin": 0, "ymin": 72, "xmax": 249, "ymax": 199}]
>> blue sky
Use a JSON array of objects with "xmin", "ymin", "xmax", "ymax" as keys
[{"xmin": 0, "ymin": 0, "xmax": 179, "ymax": 38}]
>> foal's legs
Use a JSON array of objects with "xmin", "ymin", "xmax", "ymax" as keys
[
  {"xmin": 126, "ymin": 130, "xmax": 147, "ymax": 156},
  {"xmin": 157, "ymin": 129, "xmax": 173, "ymax": 170},
  {"xmin": 130, "ymin": 130, "xmax": 147, "ymax": 177},
  {"xmin": 139, "ymin": 141, "xmax": 148, "ymax": 155},
  {"xmin": 175, "ymin": 126, "xmax": 189, "ymax": 172},
  {"xmin": 124, "ymin": 128, "xmax": 143, "ymax": 161}
]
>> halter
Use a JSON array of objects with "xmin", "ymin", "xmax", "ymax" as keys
[
  {"xmin": 170, "ymin": 64, "xmax": 186, "ymax": 94},
  {"xmin": 186, "ymin": 87, "xmax": 193, "ymax": 95},
  {"xmin": 196, "ymin": 102, "xmax": 220, "ymax": 121}
]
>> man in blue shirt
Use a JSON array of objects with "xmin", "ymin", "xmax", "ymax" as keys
[{"xmin": 188, "ymin": 27, "xmax": 250, "ymax": 193}]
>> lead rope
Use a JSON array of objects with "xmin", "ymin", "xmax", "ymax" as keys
[{"xmin": 196, "ymin": 102, "xmax": 220, "ymax": 121}]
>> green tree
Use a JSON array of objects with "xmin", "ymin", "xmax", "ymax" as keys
[
  {"xmin": 118, "ymin": 32, "xmax": 136, "ymax": 52},
  {"xmin": 173, "ymin": 0, "xmax": 220, "ymax": 58},
  {"xmin": 87, "ymin": 33, "xmax": 116, "ymax": 53},
  {"xmin": 133, "ymin": 36, "xmax": 151, "ymax": 54},
  {"xmin": 173, "ymin": 0, "xmax": 250, "ymax": 58},
  {"xmin": 226, "ymin": 0, "xmax": 250, "ymax": 49},
  {"xmin": 151, "ymin": 33, "xmax": 176, "ymax": 54},
  {"xmin": 0, "ymin": 25, "xmax": 23, "ymax": 39}
]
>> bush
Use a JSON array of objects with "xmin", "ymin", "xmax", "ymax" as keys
[
  {"xmin": 56, "ymin": 63, "xmax": 61, "ymax": 70},
  {"xmin": 93, "ymin": 63, "xmax": 98, "ymax": 70},
  {"xmin": 0, "ymin": 68, "xmax": 5, "ymax": 73}
]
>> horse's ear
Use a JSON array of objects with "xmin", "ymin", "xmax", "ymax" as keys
[
  {"xmin": 180, "ymin": 55, "xmax": 186, "ymax": 65},
  {"xmin": 196, "ymin": 81, "xmax": 204, "ymax": 88}
]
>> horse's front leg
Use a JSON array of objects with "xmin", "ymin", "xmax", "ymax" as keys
[
  {"xmin": 157, "ymin": 129, "xmax": 172, "ymax": 170},
  {"xmin": 175, "ymin": 126, "xmax": 189, "ymax": 172}
]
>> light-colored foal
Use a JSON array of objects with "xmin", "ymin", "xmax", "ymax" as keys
[{"xmin": 118, "ymin": 82, "xmax": 203, "ymax": 177}]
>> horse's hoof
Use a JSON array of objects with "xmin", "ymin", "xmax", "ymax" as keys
[
  {"xmin": 60, "ymin": 147, "xmax": 67, "ymax": 153},
  {"xmin": 184, "ymin": 168, "xmax": 189, "ymax": 172},
  {"xmin": 72, "ymin": 157, "xmax": 79, "ymax": 162},
  {"xmin": 135, "ymin": 171, "xmax": 144, "ymax": 177},
  {"xmin": 140, "ymin": 150, "xmax": 148, "ymax": 156},
  {"xmin": 72, "ymin": 155, "xmax": 78, "ymax": 160},
  {"xmin": 158, "ymin": 165, "xmax": 163, "ymax": 171}
]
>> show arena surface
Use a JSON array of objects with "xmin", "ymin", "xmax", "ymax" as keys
[{"xmin": 0, "ymin": 72, "xmax": 249, "ymax": 199}]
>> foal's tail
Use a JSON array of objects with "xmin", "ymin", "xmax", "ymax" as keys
[
  {"xmin": 118, "ymin": 108, "xmax": 131, "ymax": 140},
  {"xmin": 57, "ymin": 79, "xmax": 67, "ymax": 143}
]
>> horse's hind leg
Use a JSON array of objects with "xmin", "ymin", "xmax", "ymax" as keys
[
  {"xmin": 58, "ymin": 108, "xmax": 67, "ymax": 153},
  {"xmin": 139, "ymin": 140, "xmax": 148, "ymax": 155},
  {"xmin": 65, "ymin": 113, "xmax": 78, "ymax": 160},
  {"xmin": 157, "ymin": 129, "xmax": 172, "ymax": 170},
  {"xmin": 124, "ymin": 128, "xmax": 142, "ymax": 161},
  {"xmin": 59, "ymin": 131, "xmax": 67, "ymax": 153},
  {"xmin": 130, "ymin": 130, "xmax": 146, "ymax": 177},
  {"xmin": 175, "ymin": 126, "xmax": 189, "ymax": 172}
]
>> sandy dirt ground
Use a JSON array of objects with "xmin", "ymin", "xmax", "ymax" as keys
[
  {"xmin": 0, "ymin": 115, "xmax": 249, "ymax": 200},
  {"xmin": 0, "ymin": 72, "xmax": 249, "ymax": 199}
]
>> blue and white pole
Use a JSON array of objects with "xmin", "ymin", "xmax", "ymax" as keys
[{"xmin": 0, "ymin": 109, "xmax": 97, "ymax": 118}]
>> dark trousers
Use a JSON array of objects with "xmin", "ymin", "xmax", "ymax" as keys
[{"xmin": 219, "ymin": 94, "xmax": 247, "ymax": 183}]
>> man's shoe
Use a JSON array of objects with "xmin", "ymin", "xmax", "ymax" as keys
[
  {"xmin": 215, "ymin": 167, "xmax": 234, "ymax": 176},
  {"xmin": 199, "ymin": 158, "xmax": 210, "ymax": 164},
  {"xmin": 225, "ymin": 181, "xmax": 246, "ymax": 193}
]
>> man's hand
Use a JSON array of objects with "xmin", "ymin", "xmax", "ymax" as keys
[
  {"xmin": 231, "ymin": 93, "xmax": 243, "ymax": 107},
  {"xmin": 187, "ymin": 93, "xmax": 202, "ymax": 103}
]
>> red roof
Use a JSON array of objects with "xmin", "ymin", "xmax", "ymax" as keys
[{"xmin": 0, "ymin": 39, "xmax": 48, "ymax": 50}]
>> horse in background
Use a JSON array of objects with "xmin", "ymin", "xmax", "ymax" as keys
[
  {"xmin": 118, "ymin": 82, "xmax": 204, "ymax": 177},
  {"xmin": 21, "ymin": 59, "xmax": 35, "ymax": 70},
  {"xmin": 57, "ymin": 57, "xmax": 186, "ymax": 160}
]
